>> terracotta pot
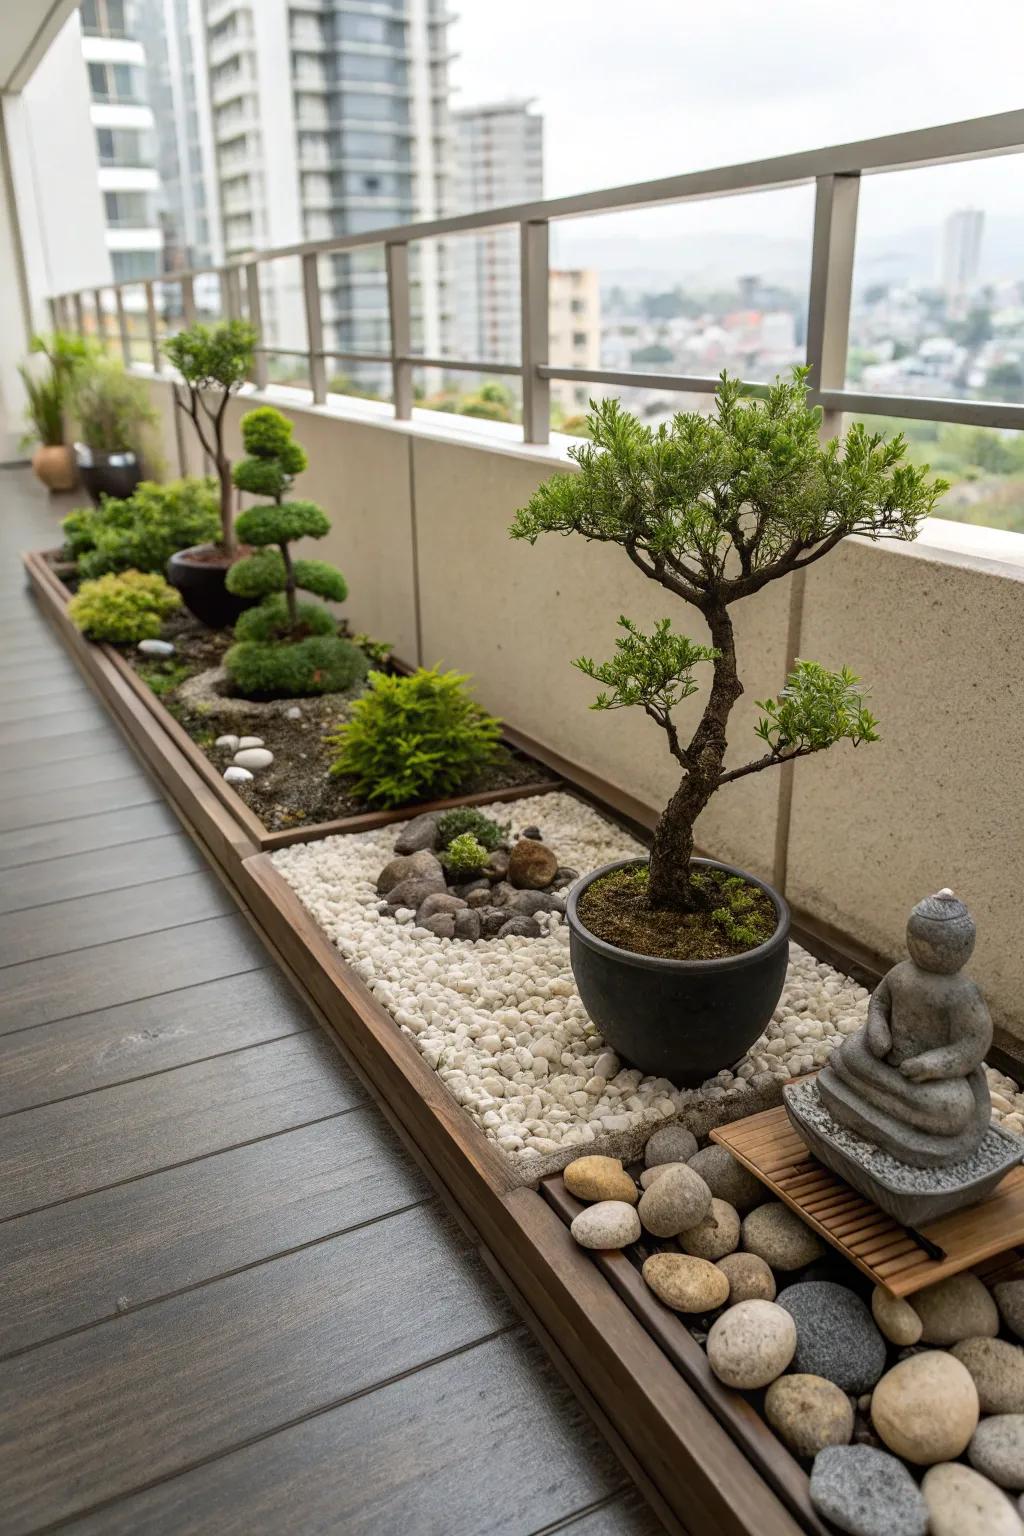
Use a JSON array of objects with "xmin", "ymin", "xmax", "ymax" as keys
[{"xmin": 31, "ymin": 444, "xmax": 77, "ymax": 493}]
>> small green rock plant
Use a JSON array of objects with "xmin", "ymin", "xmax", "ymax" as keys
[
  {"xmin": 510, "ymin": 370, "xmax": 948, "ymax": 918},
  {"xmin": 223, "ymin": 406, "xmax": 365, "ymax": 698},
  {"xmin": 61, "ymin": 478, "xmax": 220, "ymax": 578},
  {"xmin": 165, "ymin": 320, "xmax": 257, "ymax": 554},
  {"xmin": 327, "ymin": 666, "xmax": 503, "ymax": 808},
  {"xmin": 68, "ymin": 570, "xmax": 181, "ymax": 644},
  {"xmin": 435, "ymin": 806, "xmax": 508, "ymax": 851},
  {"xmin": 440, "ymin": 833, "xmax": 491, "ymax": 878}
]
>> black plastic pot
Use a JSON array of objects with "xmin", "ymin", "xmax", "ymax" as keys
[
  {"xmin": 566, "ymin": 856, "xmax": 790, "ymax": 1086},
  {"xmin": 74, "ymin": 444, "xmax": 144, "ymax": 505},
  {"xmin": 166, "ymin": 545, "xmax": 255, "ymax": 629}
]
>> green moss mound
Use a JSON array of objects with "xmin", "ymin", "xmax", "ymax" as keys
[
  {"xmin": 224, "ymin": 633, "xmax": 368, "ymax": 699},
  {"xmin": 435, "ymin": 806, "xmax": 508, "ymax": 851},
  {"xmin": 578, "ymin": 863, "xmax": 777, "ymax": 961}
]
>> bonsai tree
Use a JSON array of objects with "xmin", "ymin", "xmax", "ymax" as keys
[
  {"xmin": 223, "ymin": 406, "xmax": 366, "ymax": 697},
  {"xmin": 165, "ymin": 320, "xmax": 256, "ymax": 554},
  {"xmin": 510, "ymin": 371, "xmax": 948, "ymax": 913}
]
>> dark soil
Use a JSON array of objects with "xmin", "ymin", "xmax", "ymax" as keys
[{"xmin": 578, "ymin": 863, "xmax": 777, "ymax": 960}]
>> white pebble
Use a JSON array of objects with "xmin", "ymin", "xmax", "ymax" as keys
[
  {"xmin": 234, "ymin": 747, "xmax": 274, "ymax": 771},
  {"xmin": 223, "ymin": 765, "xmax": 253, "ymax": 784},
  {"xmin": 237, "ymin": 736, "xmax": 264, "ymax": 749},
  {"xmin": 215, "ymin": 735, "xmax": 239, "ymax": 751}
]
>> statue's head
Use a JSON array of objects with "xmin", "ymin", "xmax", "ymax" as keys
[{"xmin": 906, "ymin": 888, "xmax": 975, "ymax": 973}]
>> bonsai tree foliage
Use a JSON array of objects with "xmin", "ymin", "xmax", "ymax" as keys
[
  {"xmin": 510, "ymin": 371, "xmax": 948, "ymax": 913},
  {"xmin": 165, "ymin": 319, "xmax": 257, "ymax": 554},
  {"xmin": 223, "ymin": 406, "xmax": 365, "ymax": 697}
]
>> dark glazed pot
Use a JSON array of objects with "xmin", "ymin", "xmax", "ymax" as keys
[
  {"xmin": 566, "ymin": 856, "xmax": 791, "ymax": 1086},
  {"xmin": 74, "ymin": 444, "xmax": 143, "ymax": 505},
  {"xmin": 166, "ymin": 545, "xmax": 255, "ymax": 629}
]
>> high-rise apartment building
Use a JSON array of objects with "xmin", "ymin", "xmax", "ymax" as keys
[
  {"xmin": 79, "ymin": 0, "xmax": 164, "ymax": 285},
  {"xmin": 202, "ymin": 0, "xmax": 452, "ymax": 389},
  {"xmin": 451, "ymin": 100, "xmax": 543, "ymax": 366},
  {"xmin": 940, "ymin": 207, "xmax": 984, "ymax": 302},
  {"xmin": 548, "ymin": 268, "xmax": 600, "ymax": 418}
]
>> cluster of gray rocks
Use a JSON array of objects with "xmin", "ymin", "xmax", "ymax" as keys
[
  {"xmin": 564, "ymin": 1122, "xmax": 1024, "ymax": 1536},
  {"xmin": 375, "ymin": 810, "xmax": 577, "ymax": 943}
]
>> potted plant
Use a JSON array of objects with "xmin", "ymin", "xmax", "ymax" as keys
[
  {"xmin": 70, "ymin": 357, "xmax": 158, "ymax": 504},
  {"xmin": 510, "ymin": 372, "xmax": 947, "ymax": 1084},
  {"xmin": 19, "ymin": 333, "xmax": 92, "ymax": 492},
  {"xmin": 163, "ymin": 319, "xmax": 257, "ymax": 627}
]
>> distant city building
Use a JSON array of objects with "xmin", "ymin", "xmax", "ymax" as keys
[
  {"xmin": 549, "ymin": 268, "xmax": 600, "ymax": 416},
  {"xmin": 451, "ymin": 100, "xmax": 543, "ymax": 367},
  {"xmin": 940, "ymin": 208, "xmax": 984, "ymax": 300},
  {"xmin": 79, "ymin": 0, "xmax": 164, "ymax": 285}
]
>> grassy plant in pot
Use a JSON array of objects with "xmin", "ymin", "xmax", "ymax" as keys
[
  {"xmin": 510, "ymin": 372, "xmax": 947, "ymax": 1085},
  {"xmin": 164, "ymin": 319, "xmax": 257, "ymax": 627},
  {"xmin": 70, "ymin": 357, "xmax": 158, "ymax": 504},
  {"xmin": 19, "ymin": 332, "xmax": 93, "ymax": 492}
]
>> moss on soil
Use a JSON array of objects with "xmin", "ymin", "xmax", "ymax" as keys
[{"xmin": 578, "ymin": 863, "xmax": 777, "ymax": 961}]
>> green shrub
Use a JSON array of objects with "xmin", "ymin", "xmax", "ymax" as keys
[
  {"xmin": 233, "ymin": 594, "xmax": 337, "ymax": 642},
  {"xmin": 63, "ymin": 478, "xmax": 219, "ymax": 577},
  {"xmin": 327, "ymin": 666, "xmax": 503, "ymax": 807},
  {"xmin": 70, "ymin": 358, "xmax": 157, "ymax": 456},
  {"xmin": 435, "ymin": 806, "xmax": 508, "ymax": 851},
  {"xmin": 68, "ymin": 569, "xmax": 180, "ymax": 643},
  {"xmin": 440, "ymin": 833, "xmax": 490, "ymax": 877},
  {"xmin": 224, "ymin": 634, "xmax": 367, "ymax": 699}
]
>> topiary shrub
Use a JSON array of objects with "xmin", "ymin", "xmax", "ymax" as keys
[
  {"xmin": 224, "ymin": 406, "xmax": 356, "ymax": 698},
  {"xmin": 440, "ymin": 833, "xmax": 491, "ymax": 878},
  {"xmin": 62, "ymin": 478, "xmax": 220, "ymax": 578},
  {"xmin": 435, "ymin": 806, "xmax": 508, "ymax": 851},
  {"xmin": 326, "ymin": 666, "xmax": 503, "ymax": 807},
  {"xmin": 68, "ymin": 569, "xmax": 181, "ymax": 643}
]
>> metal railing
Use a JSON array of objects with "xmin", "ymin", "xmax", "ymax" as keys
[{"xmin": 51, "ymin": 109, "xmax": 1024, "ymax": 445}]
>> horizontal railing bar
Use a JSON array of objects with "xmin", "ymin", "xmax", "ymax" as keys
[
  {"xmin": 399, "ymin": 354, "xmax": 519, "ymax": 374},
  {"xmin": 323, "ymin": 349, "xmax": 392, "ymax": 365},
  {"xmin": 255, "ymin": 347, "xmax": 309, "ymax": 358},
  {"xmin": 54, "ymin": 110, "xmax": 1024, "ymax": 295},
  {"xmin": 537, "ymin": 365, "xmax": 724, "ymax": 394},
  {"xmin": 815, "ymin": 388, "xmax": 1024, "ymax": 431}
]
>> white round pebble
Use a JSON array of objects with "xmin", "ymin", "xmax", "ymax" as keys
[
  {"xmin": 138, "ymin": 638, "xmax": 174, "ymax": 657},
  {"xmin": 224, "ymin": 765, "xmax": 253, "ymax": 784},
  {"xmin": 237, "ymin": 736, "xmax": 264, "ymax": 750},
  {"xmin": 269, "ymin": 791, "xmax": 1024, "ymax": 1169},
  {"xmin": 234, "ymin": 747, "xmax": 273, "ymax": 771},
  {"xmin": 215, "ymin": 735, "xmax": 239, "ymax": 752},
  {"xmin": 285, "ymin": 707, "xmax": 301, "ymax": 720}
]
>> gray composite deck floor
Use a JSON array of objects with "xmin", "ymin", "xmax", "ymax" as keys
[{"xmin": 0, "ymin": 467, "xmax": 661, "ymax": 1536}]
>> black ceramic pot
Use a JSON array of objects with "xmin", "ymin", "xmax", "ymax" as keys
[
  {"xmin": 166, "ymin": 545, "xmax": 255, "ymax": 629},
  {"xmin": 566, "ymin": 856, "xmax": 790, "ymax": 1086},
  {"xmin": 75, "ymin": 444, "xmax": 143, "ymax": 505}
]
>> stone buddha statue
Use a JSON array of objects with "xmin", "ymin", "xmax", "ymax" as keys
[{"xmin": 817, "ymin": 889, "xmax": 993, "ymax": 1168}]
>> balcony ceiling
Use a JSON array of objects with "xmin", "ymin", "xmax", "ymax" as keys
[{"xmin": 0, "ymin": 0, "xmax": 78, "ymax": 92}]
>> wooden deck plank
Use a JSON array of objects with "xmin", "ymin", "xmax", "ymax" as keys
[
  {"xmin": 0, "ymin": 746, "xmax": 140, "ymax": 798},
  {"xmin": 0, "ymin": 1030, "xmax": 361, "ymax": 1220},
  {"xmin": 0, "ymin": 723, "xmax": 122, "ymax": 771},
  {"xmin": 0, "ymin": 911, "xmax": 266, "ymax": 1034},
  {"xmin": 0, "ymin": 1205, "xmax": 514, "ymax": 1535},
  {"xmin": 1, "ymin": 1107, "xmax": 428, "ymax": 1357},
  {"xmin": 0, "ymin": 966, "xmax": 304, "ymax": 1116},
  {"xmin": 0, "ymin": 831, "xmax": 203, "ymax": 915},
  {"xmin": 0, "ymin": 798, "xmax": 179, "ymax": 870},
  {"xmin": 60, "ymin": 1331, "xmax": 630, "ymax": 1536},
  {"xmin": 562, "ymin": 1493, "xmax": 668, "ymax": 1536},
  {"xmin": 0, "ymin": 770, "xmax": 158, "ymax": 833},
  {"xmin": 0, "ymin": 685, "xmax": 97, "ymax": 724},
  {"xmin": 0, "ymin": 703, "xmax": 108, "ymax": 745}
]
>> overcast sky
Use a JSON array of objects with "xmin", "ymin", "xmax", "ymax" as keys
[{"xmin": 449, "ymin": 0, "xmax": 1023, "ymax": 243}]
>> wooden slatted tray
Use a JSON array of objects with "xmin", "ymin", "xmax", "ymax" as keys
[{"xmin": 713, "ymin": 1105, "xmax": 1024, "ymax": 1295}]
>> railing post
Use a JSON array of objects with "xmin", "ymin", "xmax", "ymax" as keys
[
  {"xmin": 386, "ymin": 241, "xmax": 412, "ymax": 419},
  {"xmin": 180, "ymin": 273, "xmax": 196, "ymax": 328},
  {"xmin": 520, "ymin": 219, "xmax": 550, "ymax": 445},
  {"xmin": 805, "ymin": 173, "xmax": 860, "ymax": 440},
  {"xmin": 49, "ymin": 296, "xmax": 61, "ymax": 332},
  {"xmin": 302, "ymin": 252, "xmax": 327, "ymax": 404},
  {"xmin": 72, "ymin": 291, "xmax": 85, "ymax": 340},
  {"xmin": 114, "ymin": 286, "xmax": 131, "ymax": 366},
  {"xmin": 246, "ymin": 261, "xmax": 268, "ymax": 390},
  {"xmin": 223, "ymin": 264, "xmax": 242, "ymax": 321},
  {"xmin": 93, "ymin": 288, "xmax": 109, "ymax": 353},
  {"xmin": 145, "ymin": 280, "xmax": 161, "ymax": 371}
]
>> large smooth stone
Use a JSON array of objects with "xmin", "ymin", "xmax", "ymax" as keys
[
  {"xmin": 871, "ymin": 1285, "xmax": 923, "ymax": 1346},
  {"xmin": 764, "ymin": 1373, "xmax": 854, "ymax": 1458},
  {"xmin": 215, "ymin": 734, "xmax": 239, "ymax": 751},
  {"xmin": 570, "ymin": 1200, "xmax": 641, "ymax": 1250},
  {"xmin": 910, "ymin": 1272, "xmax": 1000, "ymax": 1345},
  {"xmin": 644, "ymin": 1123, "xmax": 698, "ymax": 1167},
  {"xmin": 639, "ymin": 1161, "xmax": 688, "ymax": 1190},
  {"xmin": 778, "ymin": 1281, "xmax": 887, "ymax": 1394},
  {"xmin": 969, "ymin": 1415, "xmax": 1024, "ymax": 1490},
  {"xmin": 223, "ymin": 765, "xmax": 252, "ymax": 785},
  {"xmin": 716, "ymin": 1252, "xmax": 776, "ymax": 1304},
  {"xmin": 376, "ymin": 849, "xmax": 443, "ymax": 894},
  {"xmin": 419, "ymin": 913, "xmax": 455, "ymax": 939},
  {"xmin": 234, "ymin": 747, "xmax": 273, "ymax": 771},
  {"xmin": 642, "ymin": 1252, "xmax": 729, "ymax": 1313},
  {"xmin": 507, "ymin": 838, "xmax": 558, "ymax": 889},
  {"xmin": 237, "ymin": 735, "xmax": 263, "ymax": 750},
  {"xmin": 741, "ymin": 1201, "xmax": 826, "ymax": 1270},
  {"xmin": 637, "ymin": 1163, "xmax": 712, "ymax": 1238},
  {"xmin": 138, "ymin": 637, "xmax": 174, "ymax": 656},
  {"xmin": 453, "ymin": 909, "xmax": 481, "ymax": 941},
  {"xmin": 995, "ymin": 1280, "xmax": 1024, "ymax": 1342},
  {"xmin": 384, "ymin": 874, "xmax": 446, "ymax": 909},
  {"xmin": 952, "ymin": 1337, "xmax": 1024, "ymax": 1414},
  {"xmin": 688, "ymin": 1144, "xmax": 764, "ymax": 1211},
  {"xmin": 871, "ymin": 1351, "xmax": 979, "ymax": 1465},
  {"xmin": 417, "ymin": 892, "xmax": 467, "ymax": 921},
  {"xmin": 809, "ymin": 1446, "xmax": 928, "ymax": 1536},
  {"xmin": 922, "ymin": 1462, "xmax": 1023, "ymax": 1536},
  {"xmin": 706, "ymin": 1299, "xmax": 796, "ymax": 1389},
  {"xmin": 393, "ymin": 812, "xmax": 439, "ymax": 854},
  {"xmin": 564, "ymin": 1156, "xmax": 638, "ymax": 1205},
  {"xmin": 676, "ymin": 1198, "xmax": 740, "ymax": 1261}
]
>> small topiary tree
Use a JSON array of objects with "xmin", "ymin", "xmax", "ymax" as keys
[
  {"xmin": 165, "ymin": 320, "xmax": 257, "ymax": 554},
  {"xmin": 223, "ymin": 406, "xmax": 364, "ymax": 697},
  {"xmin": 68, "ymin": 569, "xmax": 181, "ymax": 643},
  {"xmin": 510, "ymin": 371, "xmax": 948, "ymax": 914}
]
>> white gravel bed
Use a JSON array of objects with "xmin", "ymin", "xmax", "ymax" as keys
[{"xmin": 271, "ymin": 791, "xmax": 1024, "ymax": 1180}]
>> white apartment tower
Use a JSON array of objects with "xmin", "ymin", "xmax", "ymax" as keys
[
  {"xmin": 940, "ymin": 208, "xmax": 984, "ymax": 302},
  {"xmin": 549, "ymin": 268, "xmax": 601, "ymax": 418},
  {"xmin": 202, "ymin": 0, "xmax": 452, "ymax": 389},
  {"xmin": 79, "ymin": 0, "xmax": 164, "ymax": 285},
  {"xmin": 451, "ymin": 100, "xmax": 543, "ymax": 366}
]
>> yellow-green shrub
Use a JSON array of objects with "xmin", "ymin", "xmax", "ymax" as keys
[{"xmin": 68, "ymin": 569, "xmax": 180, "ymax": 643}]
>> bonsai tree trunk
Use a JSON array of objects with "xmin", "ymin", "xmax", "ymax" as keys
[
  {"xmin": 647, "ymin": 604, "xmax": 742, "ymax": 911},
  {"xmin": 213, "ymin": 393, "xmax": 235, "ymax": 557},
  {"xmin": 279, "ymin": 539, "xmax": 298, "ymax": 630}
]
